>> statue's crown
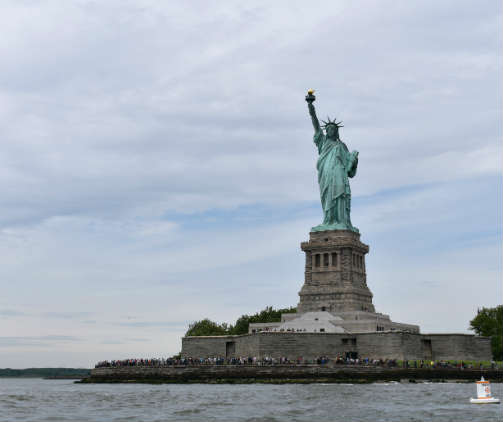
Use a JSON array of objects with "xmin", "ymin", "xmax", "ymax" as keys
[{"xmin": 321, "ymin": 116, "xmax": 344, "ymax": 128}]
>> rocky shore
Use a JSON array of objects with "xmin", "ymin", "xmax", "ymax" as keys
[{"xmin": 81, "ymin": 365, "xmax": 502, "ymax": 384}]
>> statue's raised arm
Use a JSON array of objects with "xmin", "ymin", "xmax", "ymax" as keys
[{"xmin": 305, "ymin": 89, "xmax": 321, "ymax": 133}]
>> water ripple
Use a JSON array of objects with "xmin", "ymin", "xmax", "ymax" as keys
[{"xmin": 0, "ymin": 378, "xmax": 500, "ymax": 422}]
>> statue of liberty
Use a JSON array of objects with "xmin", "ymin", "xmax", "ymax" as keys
[{"xmin": 306, "ymin": 90, "xmax": 359, "ymax": 233}]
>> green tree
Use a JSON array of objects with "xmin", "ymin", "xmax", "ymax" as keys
[
  {"xmin": 230, "ymin": 306, "xmax": 296, "ymax": 335},
  {"xmin": 469, "ymin": 305, "xmax": 502, "ymax": 360},
  {"xmin": 185, "ymin": 318, "xmax": 229, "ymax": 336},
  {"xmin": 184, "ymin": 306, "xmax": 297, "ymax": 336}
]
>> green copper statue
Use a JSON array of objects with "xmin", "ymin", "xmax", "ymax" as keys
[{"xmin": 306, "ymin": 90, "xmax": 359, "ymax": 233}]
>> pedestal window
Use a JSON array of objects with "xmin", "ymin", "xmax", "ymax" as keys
[{"xmin": 331, "ymin": 252, "xmax": 337, "ymax": 267}]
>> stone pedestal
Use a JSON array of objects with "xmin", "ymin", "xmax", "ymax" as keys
[{"xmin": 297, "ymin": 230, "xmax": 375, "ymax": 313}]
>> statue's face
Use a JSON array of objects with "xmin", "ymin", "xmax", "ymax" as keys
[{"xmin": 326, "ymin": 125, "xmax": 338, "ymax": 139}]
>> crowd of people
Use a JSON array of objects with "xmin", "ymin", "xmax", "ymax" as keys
[
  {"xmin": 95, "ymin": 356, "xmax": 331, "ymax": 368},
  {"xmin": 94, "ymin": 356, "xmax": 499, "ymax": 369}
]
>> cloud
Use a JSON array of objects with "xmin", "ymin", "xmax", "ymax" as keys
[
  {"xmin": 42, "ymin": 311, "xmax": 93, "ymax": 319},
  {"xmin": 0, "ymin": 0, "xmax": 500, "ymax": 367},
  {"xmin": 0, "ymin": 309, "xmax": 25, "ymax": 317},
  {"xmin": 114, "ymin": 321, "xmax": 188, "ymax": 328},
  {"xmin": 99, "ymin": 337, "xmax": 151, "ymax": 345},
  {"xmin": 0, "ymin": 336, "xmax": 81, "ymax": 347}
]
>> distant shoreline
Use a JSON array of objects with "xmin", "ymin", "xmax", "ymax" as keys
[{"xmin": 0, "ymin": 368, "xmax": 90, "ymax": 378}]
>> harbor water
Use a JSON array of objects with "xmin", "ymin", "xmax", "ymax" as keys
[{"xmin": 0, "ymin": 378, "xmax": 501, "ymax": 421}]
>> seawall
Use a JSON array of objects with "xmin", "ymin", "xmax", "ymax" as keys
[{"xmin": 83, "ymin": 365, "xmax": 502, "ymax": 384}]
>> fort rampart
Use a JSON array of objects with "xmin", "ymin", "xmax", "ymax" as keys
[{"xmin": 181, "ymin": 332, "xmax": 491, "ymax": 361}]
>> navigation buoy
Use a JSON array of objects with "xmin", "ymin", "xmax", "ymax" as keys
[{"xmin": 470, "ymin": 377, "xmax": 500, "ymax": 404}]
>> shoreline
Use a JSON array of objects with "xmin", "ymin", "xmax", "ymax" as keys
[{"xmin": 81, "ymin": 365, "xmax": 502, "ymax": 384}]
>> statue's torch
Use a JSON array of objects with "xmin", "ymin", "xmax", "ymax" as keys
[{"xmin": 305, "ymin": 89, "xmax": 316, "ymax": 103}]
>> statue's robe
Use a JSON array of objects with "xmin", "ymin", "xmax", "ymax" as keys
[{"xmin": 313, "ymin": 130, "xmax": 358, "ymax": 232}]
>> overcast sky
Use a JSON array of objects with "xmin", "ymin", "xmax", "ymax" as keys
[{"xmin": 0, "ymin": 0, "xmax": 501, "ymax": 368}]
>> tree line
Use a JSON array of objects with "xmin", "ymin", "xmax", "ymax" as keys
[
  {"xmin": 185, "ymin": 306, "xmax": 296, "ymax": 336},
  {"xmin": 0, "ymin": 368, "xmax": 90, "ymax": 377},
  {"xmin": 470, "ymin": 305, "xmax": 502, "ymax": 360}
]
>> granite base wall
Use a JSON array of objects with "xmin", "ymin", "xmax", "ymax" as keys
[
  {"xmin": 181, "ymin": 332, "xmax": 491, "ymax": 361},
  {"xmin": 180, "ymin": 335, "xmax": 235, "ymax": 358},
  {"xmin": 421, "ymin": 334, "xmax": 491, "ymax": 361},
  {"xmin": 87, "ymin": 365, "xmax": 502, "ymax": 383}
]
